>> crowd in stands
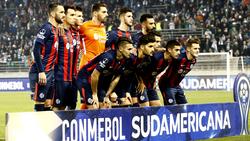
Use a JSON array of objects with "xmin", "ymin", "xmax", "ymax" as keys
[{"xmin": 0, "ymin": 0, "xmax": 249, "ymax": 66}]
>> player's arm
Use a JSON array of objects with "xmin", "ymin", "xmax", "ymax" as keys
[
  {"xmin": 33, "ymin": 26, "xmax": 50, "ymax": 85},
  {"xmin": 106, "ymin": 75, "xmax": 121, "ymax": 97},
  {"xmin": 105, "ymin": 31, "xmax": 115, "ymax": 50},
  {"xmin": 136, "ymin": 74, "xmax": 146, "ymax": 94},
  {"xmin": 91, "ymin": 69, "xmax": 100, "ymax": 95}
]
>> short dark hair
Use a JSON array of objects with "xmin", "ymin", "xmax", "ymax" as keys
[
  {"xmin": 75, "ymin": 5, "xmax": 83, "ymax": 12},
  {"xmin": 92, "ymin": 2, "xmax": 107, "ymax": 13},
  {"xmin": 64, "ymin": 5, "xmax": 75, "ymax": 14},
  {"xmin": 140, "ymin": 14, "xmax": 154, "ymax": 23},
  {"xmin": 48, "ymin": 2, "xmax": 62, "ymax": 14},
  {"xmin": 119, "ymin": 7, "xmax": 133, "ymax": 17},
  {"xmin": 186, "ymin": 38, "xmax": 200, "ymax": 48},
  {"xmin": 138, "ymin": 34, "xmax": 156, "ymax": 47},
  {"xmin": 149, "ymin": 30, "xmax": 161, "ymax": 37},
  {"xmin": 165, "ymin": 40, "xmax": 181, "ymax": 49},
  {"xmin": 117, "ymin": 37, "xmax": 133, "ymax": 49}
]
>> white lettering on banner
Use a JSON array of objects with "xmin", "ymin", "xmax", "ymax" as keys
[
  {"xmin": 62, "ymin": 117, "xmax": 125, "ymax": 141},
  {"xmin": 62, "ymin": 110, "xmax": 231, "ymax": 140},
  {"xmin": 131, "ymin": 110, "xmax": 231, "ymax": 138},
  {"xmin": 0, "ymin": 81, "xmax": 24, "ymax": 90},
  {"xmin": 180, "ymin": 78, "xmax": 234, "ymax": 90}
]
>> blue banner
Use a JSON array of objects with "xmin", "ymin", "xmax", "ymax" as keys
[
  {"xmin": 0, "ymin": 78, "xmax": 30, "ymax": 91},
  {"xmin": 48, "ymin": 103, "xmax": 240, "ymax": 141}
]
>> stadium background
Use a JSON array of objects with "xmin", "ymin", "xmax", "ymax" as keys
[{"xmin": 0, "ymin": 0, "xmax": 250, "ymax": 140}]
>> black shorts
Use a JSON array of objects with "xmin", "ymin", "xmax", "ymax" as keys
[{"xmin": 31, "ymin": 71, "xmax": 55, "ymax": 102}]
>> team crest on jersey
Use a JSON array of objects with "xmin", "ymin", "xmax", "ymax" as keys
[
  {"xmin": 37, "ymin": 29, "xmax": 46, "ymax": 39},
  {"xmin": 66, "ymin": 43, "xmax": 70, "ymax": 50},
  {"xmin": 152, "ymin": 71, "xmax": 158, "ymax": 76},
  {"xmin": 39, "ymin": 93, "xmax": 44, "ymax": 98},
  {"xmin": 54, "ymin": 41, "xmax": 58, "ymax": 50},
  {"xmin": 73, "ymin": 39, "xmax": 77, "ymax": 46},
  {"xmin": 99, "ymin": 58, "xmax": 109, "ymax": 68}
]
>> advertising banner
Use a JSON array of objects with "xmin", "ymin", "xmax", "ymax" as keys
[
  {"xmin": 0, "ymin": 78, "xmax": 30, "ymax": 91},
  {"xmin": 6, "ymin": 103, "xmax": 241, "ymax": 141}
]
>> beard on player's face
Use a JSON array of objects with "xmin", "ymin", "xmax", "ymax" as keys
[{"xmin": 55, "ymin": 15, "xmax": 64, "ymax": 24}]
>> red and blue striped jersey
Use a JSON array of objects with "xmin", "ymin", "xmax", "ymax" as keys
[
  {"xmin": 159, "ymin": 49, "xmax": 196, "ymax": 87},
  {"xmin": 30, "ymin": 22, "xmax": 58, "ymax": 73},
  {"xmin": 105, "ymin": 28, "xmax": 132, "ymax": 50},
  {"xmin": 71, "ymin": 28, "xmax": 81, "ymax": 77},
  {"xmin": 55, "ymin": 29, "xmax": 74, "ymax": 81},
  {"xmin": 131, "ymin": 31, "xmax": 144, "ymax": 48},
  {"xmin": 139, "ymin": 52, "xmax": 169, "ymax": 89},
  {"xmin": 77, "ymin": 50, "xmax": 126, "ymax": 79}
]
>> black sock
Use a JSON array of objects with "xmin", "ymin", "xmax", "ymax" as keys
[
  {"xmin": 44, "ymin": 107, "xmax": 52, "ymax": 111},
  {"xmin": 132, "ymin": 103, "xmax": 140, "ymax": 107},
  {"xmin": 34, "ymin": 104, "xmax": 45, "ymax": 111}
]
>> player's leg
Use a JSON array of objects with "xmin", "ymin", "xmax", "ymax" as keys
[
  {"xmin": 148, "ymin": 89, "xmax": 162, "ymax": 106},
  {"xmin": 28, "ymin": 72, "xmax": 36, "ymax": 100},
  {"xmin": 66, "ymin": 78, "xmax": 78, "ymax": 110},
  {"xmin": 99, "ymin": 76, "xmax": 112, "ymax": 109},
  {"xmin": 76, "ymin": 77, "xmax": 88, "ymax": 109},
  {"xmin": 138, "ymin": 88, "xmax": 150, "ymax": 107},
  {"xmin": 175, "ymin": 86, "xmax": 187, "ymax": 105},
  {"xmin": 53, "ymin": 81, "xmax": 68, "ymax": 110},
  {"xmin": 77, "ymin": 77, "xmax": 98, "ymax": 109},
  {"xmin": 44, "ymin": 71, "xmax": 54, "ymax": 111}
]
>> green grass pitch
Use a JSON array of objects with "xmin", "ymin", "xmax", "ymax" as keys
[{"xmin": 0, "ymin": 91, "xmax": 249, "ymax": 141}]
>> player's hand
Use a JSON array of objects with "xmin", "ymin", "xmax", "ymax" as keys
[
  {"xmin": 137, "ymin": 82, "xmax": 146, "ymax": 94},
  {"xmin": 103, "ymin": 96, "xmax": 111, "ymax": 108},
  {"xmin": 125, "ymin": 92, "xmax": 132, "ymax": 105},
  {"xmin": 109, "ymin": 92, "xmax": 118, "ymax": 103},
  {"xmin": 92, "ymin": 94, "xmax": 99, "ymax": 109},
  {"xmin": 38, "ymin": 72, "xmax": 47, "ymax": 85}
]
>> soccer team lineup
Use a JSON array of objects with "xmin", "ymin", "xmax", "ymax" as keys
[{"xmin": 29, "ymin": 2, "xmax": 201, "ymax": 112}]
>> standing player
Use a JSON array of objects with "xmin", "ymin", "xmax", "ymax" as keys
[
  {"xmin": 69, "ymin": 6, "xmax": 84, "ymax": 110},
  {"xmin": 29, "ymin": 3, "xmax": 65, "ymax": 111},
  {"xmin": 78, "ymin": 2, "xmax": 108, "ymax": 69},
  {"xmin": 105, "ymin": 7, "xmax": 134, "ymax": 106},
  {"xmin": 138, "ymin": 39, "xmax": 181, "ymax": 106},
  {"xmin": 78, "ymin": 2, "xmax": 108, "ymax": 109},
  {"xmin": 158, "ymin": 38, "xmax": 200, "ymax": 105},
  {"xmin": 105, "ymin": 7, "xmax": 133, "ymax": 50},
  {"xmin": 132, "ymin": 14, "xmax": 156, "ymax": 47},
  {"xmin": 53, "ymin": 5, "xmax": 75, "ymax": 110},
  {"xmin": 76, "ymin": 37, "xmax": 134, "ymax": 109}
]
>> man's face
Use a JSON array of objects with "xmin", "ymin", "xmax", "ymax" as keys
[
  {"xmin": 123, "ymin": 12, "xmax": 133, "ymax": 27},
  {"xmin": 143, "ymin": 18, "xmax": 155, "ymax": 32},
  {"xmin": 155, "ymin": 36, "xmax": 161, "ymax": 48},
  {"xmin": 75, "ymin": 10, "xmax": 83, "ymax": 26},
  {"xmin": 97, "ymin": 6, "xmax": 108, "ymax": 23},
  {"xmin": 120, "ymin": 43, "xmax": 133, "ymax": 58},
  {"xmin": 168, "ymin": 45, "xmax": 181, "ymax": 59},
  {"xmin": 188, "ymin": 43, "xmax": 200, "ymax": 58},
  {"xmin": 142, "ymin": 42, "xmax": 155, "ymax": 56},
  {"xmin": 55, "ymin": 5, "xmax": 65, "ymax": 24},
  {"xmin": 65, "ymin": 9, "xmax": 75, "ymax": 26}
]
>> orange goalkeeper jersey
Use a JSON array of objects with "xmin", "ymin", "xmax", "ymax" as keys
[{"xmin": 79, "ymin": 20, "xmax": 107, "ymax": 69}]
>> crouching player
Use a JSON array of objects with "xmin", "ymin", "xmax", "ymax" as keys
[
  {"xmin": 138, "ymin": 39, "xmax": 181, "ymax": 106},
  {"xmin": 76, "ymin": 37, "xmax": 134, "ymax": 109},
  {"xmin": 158, "ymin": 38, "xmax": 200, "ymax": 105}
]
